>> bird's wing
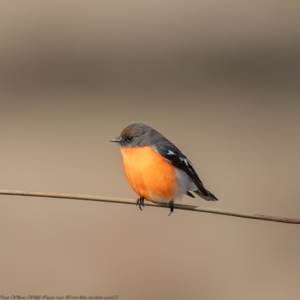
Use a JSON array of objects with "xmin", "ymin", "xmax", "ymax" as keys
[{"xmin": 154, "ymin": 138, "xmax": 217, "ymax": 200}]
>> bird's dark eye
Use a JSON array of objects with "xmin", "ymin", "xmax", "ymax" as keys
[{"xmin": 126, "ymin": 136, "xmax": 133, "ymax": 142}]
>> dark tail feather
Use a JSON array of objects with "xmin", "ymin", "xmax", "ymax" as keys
[
  {"xmin": 186, "ymin": 191, "xmax": 195, "ymax": 198},
  {"xmin": 194, "ymin": 188, "xmax": 218, "ymax": 201}
]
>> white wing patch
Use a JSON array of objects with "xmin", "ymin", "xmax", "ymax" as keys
[
  {"xmin": 176, "ymin": 155, "xmax": 193, "ymax": 168},
  {"xmin": 166, "ymin": 149, "xmax": 193, "ymax": 168},
  {"xmin": 182, "ymin": 157, "xmax": 189, "ymax": 166},
  {"xmin": 180, "ymin": 157, "xmax": 196, "ymax": 177},
  {"xmin": 166, "ymin": 149, "xmax": 196, "ymax": 177},
  {"xmin": 167, "ymin": 149, "xmax": 175, "ymax": 155}
]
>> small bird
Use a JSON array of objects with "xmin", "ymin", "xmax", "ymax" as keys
[{"xmin": 110, "ymin": 122, "xmax": 218, "ymax": 215}]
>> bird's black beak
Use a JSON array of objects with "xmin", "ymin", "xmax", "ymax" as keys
[{"xmin": 110, "ymin": 136, "xmax": 122, "ymax": 143}]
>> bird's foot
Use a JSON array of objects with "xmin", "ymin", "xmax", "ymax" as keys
[
  {"xmin": 168, "ymin": 201, "xmax": 174, "ymax": 216},
  {"xmin": 136, "ymin": 197, "xmax": 145, "ymax": 211}
]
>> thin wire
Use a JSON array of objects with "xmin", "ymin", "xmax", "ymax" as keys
[{"xmin": 0, "ymin": 189, "xmax": 299, "ymax": 224}]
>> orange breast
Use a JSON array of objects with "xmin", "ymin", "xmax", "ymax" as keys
[{"xmin": 120, "ymin": 146, "xmax": 176, "ymax": 201}]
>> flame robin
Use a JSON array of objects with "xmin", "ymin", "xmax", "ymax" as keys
[{"xmin": 110, "ymin": 122, "xmax": 218, "ymax": 215}]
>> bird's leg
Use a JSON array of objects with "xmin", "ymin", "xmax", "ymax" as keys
[
  {"xmin": 168, "ymin": 200, "xmax": 174, "ymax": 216},
  {"xmin": 136, "ymin": 197, "xmax": 145, "ymax": 211}
]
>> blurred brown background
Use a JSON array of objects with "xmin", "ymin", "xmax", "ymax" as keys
[{"xmin": 1, "ymin": 1, "xmax": 300, "ymax": 299}]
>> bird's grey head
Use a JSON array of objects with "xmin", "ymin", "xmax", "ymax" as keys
[{"xmin": 110, "ymin": 122, "xmax": 155, "ymax": 147}]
